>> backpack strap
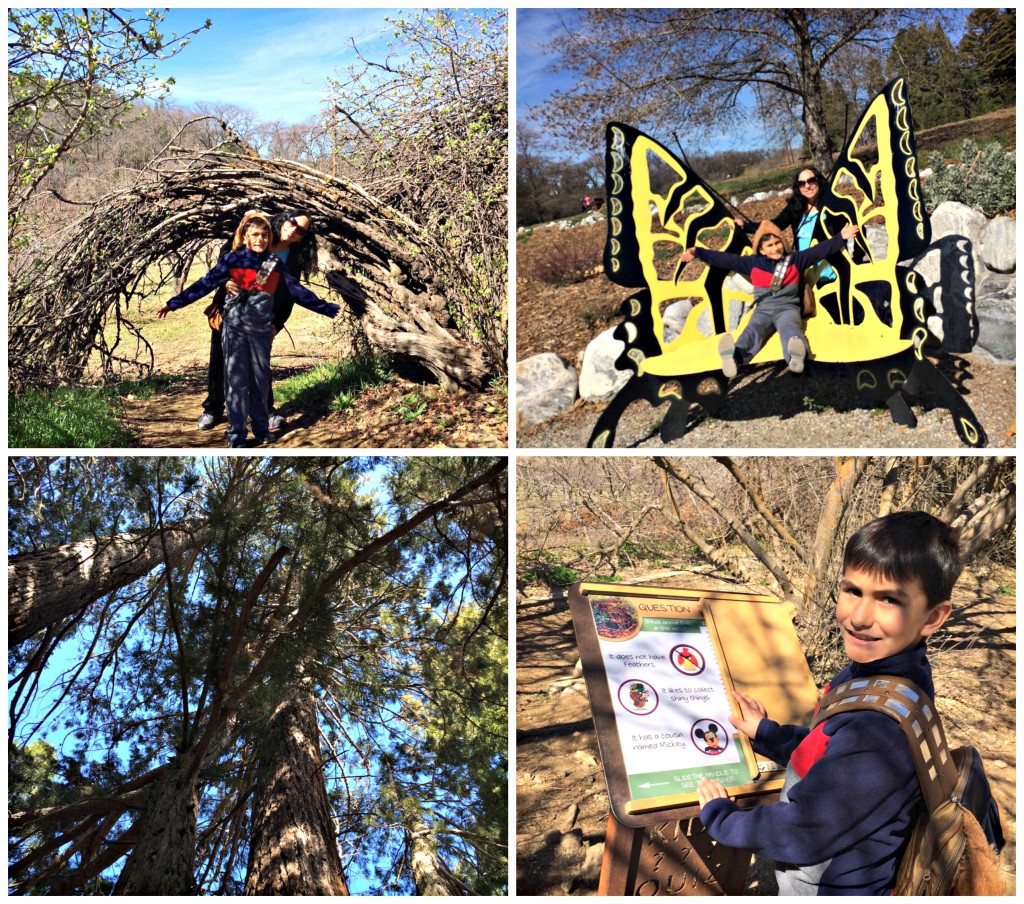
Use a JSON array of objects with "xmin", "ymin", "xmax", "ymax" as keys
[
  {"xmin": 810, "ymin": 675, "xmax": 960, "ymax": 814},
  {"xmin": 768, "ymin": 254, "xmax": 793, "ymax": 291}
]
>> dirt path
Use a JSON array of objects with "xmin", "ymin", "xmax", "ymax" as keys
[
  {"xmin": 515, "ymin": 567, "xmax": 1016, "ymax": 895},
  {"xmin": 117, "ymin": 308, "xmax": 507, "ymax": 448},
  {"xmin": 121, "ymin": 363, "xmax": 508, "ymax": 449}
]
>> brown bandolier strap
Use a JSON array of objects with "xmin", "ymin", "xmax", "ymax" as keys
[
  {"xmin": 810, "ymin": 675, "xmax": 960, "ymax": 814},
  {"xmin": 769, "ymin": 254, "xmax": 793, "ymax": 291}
]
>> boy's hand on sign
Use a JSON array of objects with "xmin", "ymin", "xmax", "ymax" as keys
[
  {"xmin": 729, "ymin": 690, "xmax": 767, "ymax": 739},
  {"xmin": 697, "ymin": 777, "xmax": 733, "ymax": 809}
]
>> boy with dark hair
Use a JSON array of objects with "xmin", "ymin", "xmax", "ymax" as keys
[{"xmin": 696, "ymin": 511, "xmax": 960, "ymax": 895}]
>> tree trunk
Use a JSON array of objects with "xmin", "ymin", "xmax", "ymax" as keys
[
  {"xmin": 325, "ymin": 268, "xmax": 488, "ymax": 391},
  {"xmin": 114, "ymin": 755, "xmax": 199, "ymax": 895},
  {"xmin": 788, "ymin": 11, "xmax": 835, "ymax": 172},
  {"xmin": 243, "ymin": 688, "xmax": 349, "ymax": 896},
  {"xmin": 803, "ymin": 458, "xmax": 869, "ymax": 607},
  {"xmin": 409, "ymin": 819, "xmax": 465, "ymax": 896},
  {"xmin": 8, "ymin": 528, "xmax": 189, "ymax": 647}
]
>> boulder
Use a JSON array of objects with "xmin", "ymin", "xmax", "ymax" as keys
[
  {"xmin": 579, "ymin": 327, "xmax": 631, "ymax": 402},
  {"xmin": 516, "ymin": 353, "xmax": 578, "ymax": 427},
  {"xmin": 974, "ymin": 271, "xmax": 1016, "ymax": 363},
  {"xmin": 906, "ymin": 235, "xmax": 978, "ymax": 353},
  {"xmin": 979, "ymin": 217, "xmax": 1016, "ymax": 273},
  {"xmin": 725, "ymin": 272, "xmax": 754, "ymax": 296},
  {"xmin": 864, "ymin": 223, "xmax": 889, "ymax": 261},
  {"xmin": 696, "ymin": 297, "xmax": 748, "ymax": 336},
  {"xmin": 661, "ymin": 300, "xmax": 694, "ymax": 344},
  {"xmin": 928, "ymin": 201, "xmax": 987, "ymax": 255}
]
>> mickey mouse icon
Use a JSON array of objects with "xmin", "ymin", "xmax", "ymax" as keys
[{"xmin": 692, "ymin": 720, "xmax": 728, "ymax": 755}]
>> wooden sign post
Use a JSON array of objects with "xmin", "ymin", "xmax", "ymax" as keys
[{"xmin": 568, "ymin": 582, "xmax": 821, "ymax": 895}]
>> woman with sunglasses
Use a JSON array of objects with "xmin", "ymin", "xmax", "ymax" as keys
[
  {"xmin": 734, "ymin": 166, "xmax": 836, "ymax": 286},
  {"xmin": 198, "ymin": 209, "xmax": 319, "ymax": 432}
]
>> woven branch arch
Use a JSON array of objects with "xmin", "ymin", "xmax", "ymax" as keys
[{"xmin": 9, "ymin": 147, "xmax": 489, "ymax": 390}]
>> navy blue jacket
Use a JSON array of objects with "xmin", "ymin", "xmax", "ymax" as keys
[
  {"xmin": 694, "ymin": 232, "xmax": 847, "ymax": 304},
  {"xmin": 168, "ymin": 247, "xmax": 338, "ymax": 329},
  {"xmin": 702, "ymin": 643, "xmax": 933, "ymax": 895}
]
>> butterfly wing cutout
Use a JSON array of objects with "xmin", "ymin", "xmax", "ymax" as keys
[
  {"xmin": 804, "ymin": 77, "xmax": 930, "ymax": 363},
  {"xmin": 605, "ymin": 122, "xmax": 752, "ymax": 378}
]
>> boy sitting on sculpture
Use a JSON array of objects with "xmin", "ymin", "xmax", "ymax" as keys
[{"xmin": 679, "ymin": 220, "xmax": 859, "ymax": 377}]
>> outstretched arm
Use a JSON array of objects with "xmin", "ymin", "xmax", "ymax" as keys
[
  {"xmin": 792, "ymin": 223, "xmax": 859, "ymax": 269},
  {"xmin": 163, "ymin": 254, "xmax": 234, "ymax": 312},
  {"xmin": 280, "ymin": 269, "xmax": 339, "ymax": 319}
]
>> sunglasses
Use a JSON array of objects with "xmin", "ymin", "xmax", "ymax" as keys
[
  {"xmin": 287, "ymin": 217, "xmax": 308, "ymax": 238},
  {"xmin": 798, "ymin": 176, "xmax": 818, "ymax": 187}
]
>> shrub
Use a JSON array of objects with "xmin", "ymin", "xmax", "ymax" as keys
[
  {"xmin": 923, "ymin": 140, "xmax": 1016, "ymax": 216},
  {"xmin": 518, "ymin": 224, "xmax": 605, "ymax": 286}
]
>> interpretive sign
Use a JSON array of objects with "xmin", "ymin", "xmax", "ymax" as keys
[{"xmin": 569, "ymin": 582, "xmax": 819, "ymax": 826}]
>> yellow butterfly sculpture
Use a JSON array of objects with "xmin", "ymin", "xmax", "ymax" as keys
[{"xmin": 590, "ymin": 78, "xmax": 985, "ymax": 448}]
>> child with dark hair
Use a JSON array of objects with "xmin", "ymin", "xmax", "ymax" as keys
[
  {"xmin": 158, "ymin": 215, "xmax": 338, "ymax": 447},
  {"xmin": 696, "ymin": 511, "xmax": 960, "ymax": 895},
  {"xmin": 680, "ymin": 220, "xmax": 858, "ymax": 376}
]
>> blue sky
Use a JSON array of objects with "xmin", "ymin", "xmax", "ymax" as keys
[
  {"xmin": 148, "ymin": 8, "xmax": 405, "ymax": 124},
  {"xmin": 515, "ymin": 8, "xmax": 978, "ymax": 157},
  {"xmin": 516, "ymin": 8, "xmax": 760, "ymax": 155}
]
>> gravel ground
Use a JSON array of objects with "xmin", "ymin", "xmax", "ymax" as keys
[{"xmin": 517, "ymin": 353, "xmax": 1015, "ymax": 450}]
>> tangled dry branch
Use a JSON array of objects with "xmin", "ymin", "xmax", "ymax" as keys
[{"xmin": 9, "ymin": 146, "xmax": 492, "ymax": 390}]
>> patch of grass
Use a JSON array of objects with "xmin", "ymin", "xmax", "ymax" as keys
[
  {"xmin": 588, "ymin": 575, "xmax": 618, "ymax": 584},
  {"xmin": 9, "ymin": 374, "xmax": 181, "ymax": 448},
  {"xmin": 802, "ymin": 395, "xmax": 828, "ymax": 414},
  {"xmin": 273, "ymin": 352, "xmax": 392, "ymax": 411},
  {"xmin": 116, "ymin": 374, "xmax": 179, "ymax": 401},
  {"xmin": 521, "ymin": 563, "xmax": 580, "ymax": 586},
  {"xmin": 995, "ymin": 585, "xmax": 1013, "ymax": 597},
  {"xmin": 489, "ymin": 375, "xmax": 508, "ymax": 398},
  {"xmin": 10, "ymin": 386, "xmax": 134, "ymax": 447}
]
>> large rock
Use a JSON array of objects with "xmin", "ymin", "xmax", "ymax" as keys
[
  {"xmin": 979, "ymin": 217, "xmax": 1016, "ymax": 274},
  {"xmin": 696, "ymin": 279, "xmax": 749, "ymax": 335},
  {"xmin": 864, "ymin": 223, "xmax": 889, "ymax": 261},
  {"xmin": 661, "ymin": 300, "xmax": 694, "ymax": 343},
  {"xmin": 516, "ymin": 353, "xmax": 578, "ymax": 427},
  {"xmin": 974, "ymin": 271, "xmax": 1016, "ymax": 363},
  {"xmin": 579, "ymin": 327, "xmax": 631, "ymax": 402},
  {"xmin": 928, "ymin": 201, "xmax": 987, "ymax": 254}
]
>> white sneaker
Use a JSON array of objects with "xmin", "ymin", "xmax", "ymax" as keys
[
  {"xmin": 718, "ymin": 334, "xmax": 737, "ymax": 379},
  {"xmin": 787, "ymin": 337, "xmax": 807, "ymax": 374}
]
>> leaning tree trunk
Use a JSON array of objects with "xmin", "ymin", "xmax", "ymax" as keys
[
  {"xmin": 325, "ymin": 266, "xmax": 488, "ymax": 391},
  {"xmin": 8, "ymin": 528, "xmax": 190, "ymax": 647},
  {"xmin": 243, "ymin": 688, "xmax": 349, "ymax": 896},
  {"xmin": 113, "ymin": 754, "xmax": 200, "ymax": 896}
]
